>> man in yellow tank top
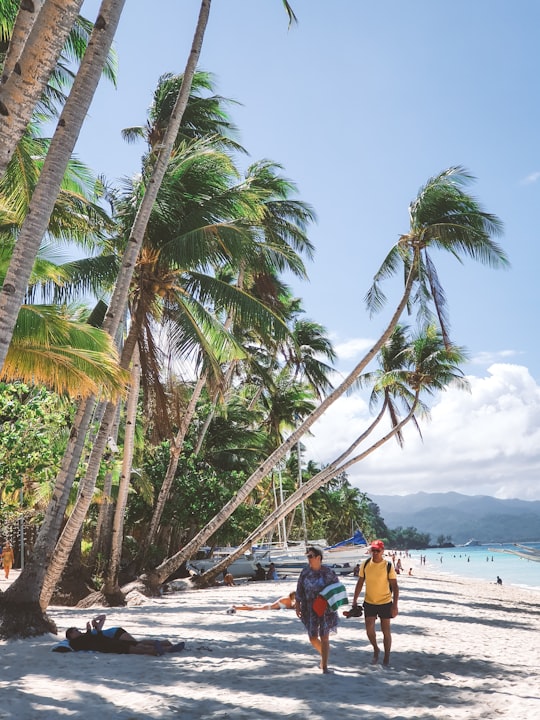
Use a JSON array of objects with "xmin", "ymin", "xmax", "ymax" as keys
[{"xmin": 352, "ymin": 539, "xmax": 399, "ymax": 666}]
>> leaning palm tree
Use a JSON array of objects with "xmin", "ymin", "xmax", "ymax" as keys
[
  {"xmin": 195, "ymin": 324, "xmax": 468, "ymax": 584},
  {"xmin": 141, "ymin": 167, "xmax": 508, "ymax": 591}
]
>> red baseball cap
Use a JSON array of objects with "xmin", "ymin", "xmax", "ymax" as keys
[{"xmin": 370, "ymin": 540, "xmax": 385, "ymax": 550}]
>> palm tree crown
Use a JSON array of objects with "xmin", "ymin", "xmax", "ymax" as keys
[{"xmin": 366, "ymin": 166, "xmax": 508, "ymax": 346}]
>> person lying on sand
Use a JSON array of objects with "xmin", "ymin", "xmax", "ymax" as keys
[
  {"xmin": 65, "ymin": 614, "xmax": 185, "ymax": 656},
  {"xmin": 232, "ymin": 591, "xmax": 296, "ymax": 611}
]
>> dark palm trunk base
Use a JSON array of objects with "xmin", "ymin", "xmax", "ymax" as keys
[{"xmin": 0, "ymin": 599, "xmax": 57, "ymax": 639}]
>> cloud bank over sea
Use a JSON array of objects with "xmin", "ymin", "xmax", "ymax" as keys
[{"xmin": 303, "ymin": 359, "xmax": 540, "ymax": 502}]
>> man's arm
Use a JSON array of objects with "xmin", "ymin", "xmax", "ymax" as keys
[
  {"xmin": 352, "ymin": 575, "xmax": 365, "ymax": 606},
  {"xmin": 92, "ymin": 614, "xmax": 106, "ymax": 631},
  {"xmin": 389, "ymin": 578, "xmax": 399, "ymax": 617}
]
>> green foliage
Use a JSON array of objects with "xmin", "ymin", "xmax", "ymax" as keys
[
  {"xmin": 280, "ymin": 465, "xmax": 386, "ymax": 545},
  {"xmin": 130, "ymin": 442, "xmax": 266, "ymax": 557},
  {"xmin": 0, "ymin": 382, "xmax": 72, "ymax": 520},
  {"xmin": 388, "ymin": 525, "xmax": 431, "ymax": 549}
]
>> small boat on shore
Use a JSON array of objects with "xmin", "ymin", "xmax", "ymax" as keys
[
  {"xmin": 258, "ymin": 530, "xmax": 368, "ymax": 576},
  {"xmin": 187, "ymin": 547, "xmax": 259, "ymax": 579}
]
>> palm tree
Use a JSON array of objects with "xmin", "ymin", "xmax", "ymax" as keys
[
  {"xmin": 143, "ymin": 167, "xmax": 507, "ymax": 588},
  {"xmin": 195, "ymin": 324, "xmax": 468, "ymax": 584},
  {"xmin": 129, "ymin": 158, "xmax": 315, "ymax": 563},
  {"xmin": 35, "ymin": 0, "xmax": 303, "ymax": 613}
]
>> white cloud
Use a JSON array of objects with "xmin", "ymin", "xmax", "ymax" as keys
[
  {"xmin": 334, "ymin": 337, "xmax": 375, "ymax": 361},
  {"xmin": 302, "ymin": 363, "xmax": 540, "ymax": 502},
  {"xmin": 521, "ymin": 171, "xmax": 540, "ymax": 185},
  {"xmin": 470, "ymin": 349, "xmax": 523, "ymax": 366}
]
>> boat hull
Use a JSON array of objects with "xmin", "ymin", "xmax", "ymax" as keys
[{"xmin": 187, "ymin": 556, "xmax": 258, "ymax": 579}]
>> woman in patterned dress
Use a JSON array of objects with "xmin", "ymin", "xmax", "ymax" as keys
[{"xmin": 295, "ymin": 546, "xmax": 339, "ymax": 673}]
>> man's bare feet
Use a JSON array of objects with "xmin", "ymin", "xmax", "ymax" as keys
[
  {"xmin": 371, "ymin": 648, "xmax": 380, "ymax": 665},
  {"xmin": 383, "ymin": 655, "xmax": 390, "ymax": 666}
]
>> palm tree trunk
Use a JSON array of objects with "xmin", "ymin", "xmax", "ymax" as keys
[
  {"xmin": 39, "ymin": 395, "xmax": 120, "ymax": 608},
  {"xmin": 103, "ymin": 346, "xmax": 141, "ymax": 596},
  {"xmin": 1, "ymin": 0, "xmax": 45, "ymax": 83},
  {"xmin": 0, "ymin": 0, "xmax": 84, "ymax": 175},
  {"xmin": 2, "ymin": 395, "xmax": 96, "ymax": 604},
  {"xmin": 89, "ymin": 403, "xmax": 122, "ymax": 567},
  {"xmin": 35, "ymin": 1, "xmax": 213, "ymax": 602},
  {"xmin": 0, "ymin": 0, "xmax": 126, "ymax": 370},
  {"xmin": 141, "ymin": 371, "xmax": 208, "ymax": 558}
]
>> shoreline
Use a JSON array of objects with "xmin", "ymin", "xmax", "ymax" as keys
[{"xmin": 1, "ymin": 568, "xmax": 539, "ymax": 719}]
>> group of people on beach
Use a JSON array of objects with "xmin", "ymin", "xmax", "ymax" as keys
[
  {"xmin": 293, "ymin": 539, "xmax": 399, "ymax": 673},
  {"xmin": 232, "ymin": 539, "xmax": 399, "ymax": 673},
  {"xmin": 62, "ymin": 539, "xmax": 398, "ymax": 673}
]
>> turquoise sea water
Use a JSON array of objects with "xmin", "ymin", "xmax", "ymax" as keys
[{"xmin": 409, "ymin": 543, "xmax": 540, "ymax": 592}]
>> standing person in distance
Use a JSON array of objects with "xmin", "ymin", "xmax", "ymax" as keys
[
  {"xmin": 352, "ymin": 539, "xmax": 399, "ymax": 666},
  {"xmin": 295, "ymin": 546, "xmax": 340, "ymax": 674},
  {"xmin": 0, "ymin": 540, "xmax": 15, "ymax": 579}
]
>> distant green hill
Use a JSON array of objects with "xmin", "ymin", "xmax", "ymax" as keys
[{"xmin": 369, "ymin": 491, "xmax": 540, "ymax": 545}]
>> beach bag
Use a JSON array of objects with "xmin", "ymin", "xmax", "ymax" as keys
[
  {"xmin": 312, "ymin": 595, "xmax": 328, "ymax": 617},
  {"xmin": 319, "ymin": 582, "xmax": 349, "ymax": 611}
]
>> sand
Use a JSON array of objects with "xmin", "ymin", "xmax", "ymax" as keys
[{"xmin": 1, "ymin": 566, "xmax": 539, "ymax": 719}]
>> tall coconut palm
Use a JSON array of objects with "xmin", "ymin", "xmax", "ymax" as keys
[
  {"xmin": 126, "ymin": 154, "xmax": 315, "ymax": 562},
  {"xmin": 143, "ymin": 167, "xmax": 507, "ymax": 589}
]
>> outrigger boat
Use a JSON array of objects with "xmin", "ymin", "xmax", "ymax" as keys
[
  {"xmin": 488, "ymin": 543, "xmax": 540, "ymax": 563},
  {"xmin": 257, "ymin": 529, "xmax": 369, "ymax": 577}
]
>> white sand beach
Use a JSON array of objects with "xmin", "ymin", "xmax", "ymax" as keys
[{"xmin": 1, "ymin": 566, "xmax": 539, "ymax": 720}]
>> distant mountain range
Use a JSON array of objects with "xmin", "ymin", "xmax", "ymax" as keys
[{"xmin": 369, "ymin": 491, "xmax": 540, "ymax": 545}]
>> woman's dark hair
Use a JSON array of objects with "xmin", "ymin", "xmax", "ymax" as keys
[{"xmin": 306, "ymin": 546, "xmax": 323, "ymax": 559}]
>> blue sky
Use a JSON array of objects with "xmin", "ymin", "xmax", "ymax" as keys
[{"xmin": 77, "ymin": 0, "xmax": 540, "ymax": 501}]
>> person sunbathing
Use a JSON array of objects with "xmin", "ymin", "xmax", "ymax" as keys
[
  {"xmin": 233, "ymin": 591, "xmax": 296, "ymax": 611},
  {"xmin": 65, "ymin": 614, "xmax": 184, "ymax": 656}
]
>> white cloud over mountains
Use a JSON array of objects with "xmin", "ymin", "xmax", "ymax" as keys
[{"xmin": 302, "ymin": 362, "xmax": 540, "ymax": 502}]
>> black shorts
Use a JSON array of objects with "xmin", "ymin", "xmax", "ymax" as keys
[{"xmin": 363, "ymin": 601, "xmax": 393, "ymax": 619}]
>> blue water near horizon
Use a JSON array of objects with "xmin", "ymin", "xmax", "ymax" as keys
[{"xmin": 409, "ymin": 542, "xmax": 540, "ymax": 592}]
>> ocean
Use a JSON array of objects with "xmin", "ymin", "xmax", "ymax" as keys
[{"xmin": 410, "ymin": 542, "xmax": 540, "ymax": 592}]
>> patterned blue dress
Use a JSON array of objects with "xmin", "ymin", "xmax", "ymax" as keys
[{"xmin": 296, "ymin": 564, "xmax": 339, "ymax": 638}]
